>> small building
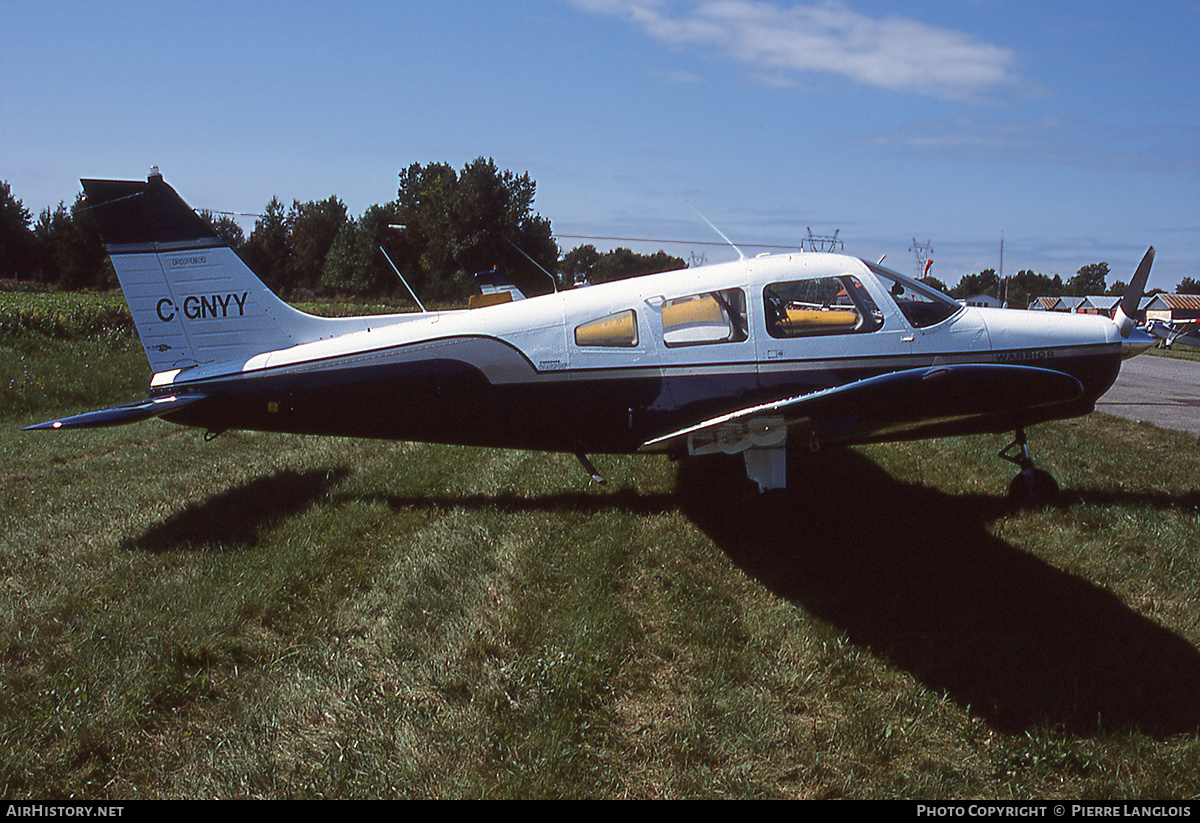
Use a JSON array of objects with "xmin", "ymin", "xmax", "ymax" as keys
[
  {"xmin": 1143, "ymin": 293, "xmax": 1200, "ymax": 323},
  {"xmin": 1078, "ymin": 295, "xmax": 1121, "ymax": 317},
  {"xmin": 961, "ymin": 293, "xmax": 1002, "ymax": 308},
  {"xmin": 1030, "ymin": 295, "xmax": 1088, "ymax": 313}
]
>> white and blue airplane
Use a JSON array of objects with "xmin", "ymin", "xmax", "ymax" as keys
[
  {"xmin": 1147, "ymin": 319, "xmax": 1200, "ymax": 350},
  {"xmin": 26, "ymin": 170, "xmax": 1156, "ymax": 500}
]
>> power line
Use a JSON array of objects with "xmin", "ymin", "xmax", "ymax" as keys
[
  {"xmin": 200, "ymin": 208, "xmax": 266, "ymax": 219},
  {"xmin": 554, "ymin": 233, "xmax": 804, "ymax": 251}
]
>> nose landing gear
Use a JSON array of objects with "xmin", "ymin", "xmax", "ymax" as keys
[{"xmin": 1000, "ymin": 428, "xmax": 1059, "ymax": 506}]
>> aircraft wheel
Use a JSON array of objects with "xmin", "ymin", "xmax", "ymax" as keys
[{"xmin": 1007, "ymin": 468, "xmax": 1059, "ymax": 507}]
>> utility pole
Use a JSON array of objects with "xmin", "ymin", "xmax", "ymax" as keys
[{"xmin": 1000, "ymin": 230, "xmax": 1005, "ymax": 306}]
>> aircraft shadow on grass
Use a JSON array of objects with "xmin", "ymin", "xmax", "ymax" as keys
[
  {"xmin": 122, "ymin": 467, "xmax": 350, "ymax": 553},
  {"xmin": 124, "ymin": 452, "xmax": 1200, "ymax": 738},
  {"xmin": 673, "ymin": 449, "xmax": 1200, "ymax": 738}
]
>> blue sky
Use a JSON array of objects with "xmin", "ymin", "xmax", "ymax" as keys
[{"xmin": 4, "ymin": 0, "xmax": 1198, "ymax": 291}]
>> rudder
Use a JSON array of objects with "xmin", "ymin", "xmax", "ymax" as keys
[{"xmin": 82, "ymin": 170, "xmax": 343, "ymax": 373}]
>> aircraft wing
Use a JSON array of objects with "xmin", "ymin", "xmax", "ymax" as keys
[
  {"xmin": 23, "ymin": 394, "xmax": 207, "ymax": 430},
  {"xmin": 640, "ymin": 364, "xmax": 1084, "ymax": 454}
]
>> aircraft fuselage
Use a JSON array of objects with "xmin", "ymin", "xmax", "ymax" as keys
[
  {"xmin": 31, "ymin": 173, "xmax": 1151, "ymax": 494},
  {"xmin": 150, "ymin": 252, "xmax": 1122, "ymax": 454}
]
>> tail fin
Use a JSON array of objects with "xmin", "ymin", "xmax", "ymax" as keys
[{"xmin": 82, "ymin": 170, "xmax": 343, "ymax": 373}]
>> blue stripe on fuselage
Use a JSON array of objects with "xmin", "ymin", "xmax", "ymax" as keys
[{"xmin": 156, "ymin": 337, "xmax": 1123, "ymax": 454}]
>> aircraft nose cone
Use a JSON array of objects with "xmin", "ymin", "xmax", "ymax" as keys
[{"xmin": 1122, "ymin": 327, "xmax": 1154, "ymax": 359}]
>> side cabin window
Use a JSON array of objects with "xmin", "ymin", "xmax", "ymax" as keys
[
  {"xmin": 661, "ymin": 289, "xmax": 748, "ymax": 347},
  {"xmin": 764, "ymin": 275, "xmax": 882, "ymax": 339},
  {"xmin": 575, "ymin": 309, "xmax": 638, "ymax": 347}
]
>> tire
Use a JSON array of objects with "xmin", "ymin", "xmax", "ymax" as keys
[{"xmin": 1008, "ymin": 468, "xmax": 1059, "ymax": 507}]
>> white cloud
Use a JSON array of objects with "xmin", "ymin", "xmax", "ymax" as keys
[{"xmin": 569, "ymin": 0, "xmax": 1018, "ymax": 100}]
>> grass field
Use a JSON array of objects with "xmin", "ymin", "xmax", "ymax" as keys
[
  {"xmin": 1147, "ymin": 343, "xmax": 1200, "ymax": 363},
  {"xmin": 2, "ymin": 295, "xmax": 1199, "ymax": 798}
]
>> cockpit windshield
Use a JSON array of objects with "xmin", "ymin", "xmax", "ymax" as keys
[{"xmin": 863, "ymin": 260, "xmax": 963, "ymax": 328}]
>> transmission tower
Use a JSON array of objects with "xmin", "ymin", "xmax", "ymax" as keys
[
  {"xmin": 910, "ymin": 238, "xmax": 933, "ymax": 279},
  {"xmin": 804, "ymin": 227, "xmax": 843, "ymax": 253}
]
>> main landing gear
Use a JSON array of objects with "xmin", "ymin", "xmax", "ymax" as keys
[{"xmin": 1000, "ymin": 428, "xmax": 1059, "ymax": 506}]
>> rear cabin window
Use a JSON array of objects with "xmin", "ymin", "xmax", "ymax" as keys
[
  {"xmin": 575, "ymin": 309, "xmax": 638, "ymax": 347},
  {"xmin": 661, "ymin": 289, "xmax": 748, "ymax": 347},
  {"xmin": 763, "ymin": 276, "xmax": 882, "ymax": 338}
]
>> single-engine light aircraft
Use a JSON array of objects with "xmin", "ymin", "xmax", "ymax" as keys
[
  {"xmin": 1148, "ymin": 320, "xmax": 1200, "ymax": 350},
  {"xmin": 27, "ymin": 171, "xmax": 1156, "ymax": 500}
]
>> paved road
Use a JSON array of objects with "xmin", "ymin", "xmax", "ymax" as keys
[{"xmin": 1095, "ymin": 354, "xmax": 1200, "ymax": 434}]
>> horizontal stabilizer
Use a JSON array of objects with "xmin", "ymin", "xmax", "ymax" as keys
[
  {"xmin": 23, "ymin": 394, "xmax": 207, "ymax": 430},
  {"xmin": 81, "ymin": 174, "xmax": 221, "ymax": 249},
  {"xmin": 642, "ymin": 364, "xmax": 1084, "ymax": 454}
]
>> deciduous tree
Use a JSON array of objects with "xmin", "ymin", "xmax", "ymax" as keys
[
  {"xmin": 1005, "ymin": 269, "xmax": 1064, "ymax": 308},
  {"xmin": 0, "ymin": 181, "xmax": 36, "ymax": 280},
  {"xmin": 952, "ymin": 269, "xmax": 1000, "ymax": 300},
  {"xmin": 320, "ymin": 202, "xmax": 404, "ymax": 297},
  {"xmin": 395, "ymin": 158, "xmax": 558, "ymax": 301},
  {"xmin": 559, "ymin": 244, "xmax": 602, "ymax": 286},
  {"xmin": 240, "ymin": 197, "xmax": 290, "ymax": 295},
  {"xmin": 589, "ymin": 247, "xmax": 686, "ymax": 284},
  {"xmin": 286, "ymin": 196, "xmax": 348, "ymax": 296},
  {"xmin": 199, "ymin": 210, "xmax": 246, "ymax": 250},
  {"xmin": 32, "ymin": 196, "xmax": 109, "ymax": 289},
  {"xmin": 1068, "ymin": 262, "xmax": 1109, "ymax": 296}
]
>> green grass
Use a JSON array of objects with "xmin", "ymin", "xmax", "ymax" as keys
[
  {"xmin": 1146, "ymin": 343, "xmax": 1200, "ymax": 363},
  {"xmin": 2, "ymin": 299, "xmax": 1199, "ymax": 798},
  {"xmin": 0, "ymin": 291, "xmax": 134, "ymax": 341}
]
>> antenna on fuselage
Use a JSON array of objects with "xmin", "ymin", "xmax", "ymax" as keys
[
  {"xmin": 498, "ymin": 234, "xmax": 559, "ymax": 293},
  {"xmin": 381, "ymin": 226, "xmax": 428, "ymax": 313},
  {"xmin": 689, "ymin": 203, "xmax": 745, "ymax": 261}
]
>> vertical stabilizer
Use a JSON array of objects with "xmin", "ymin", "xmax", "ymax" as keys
[{"xmin": 82, "ymin": 171, "xmax": 345, "ymax": 373}]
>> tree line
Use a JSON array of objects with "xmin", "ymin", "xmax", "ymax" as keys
[
  {"xmin": 0, "ymin": 159, "xmax": 685, "ymax": 303},
  {"xmin": 938, "ymin": 263, "xmax": 1121, "ymax": 307},
  {"xmin": 933, "ymin": 260, "xmax": 1185, "ymax": 306},
  {"xmin": 0, "ymin": 181, "xmax": 112, "ymax": 291},
  {"xmin": 7, "ymin": 165, "xmax": 1195, "ymax": 304}
]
